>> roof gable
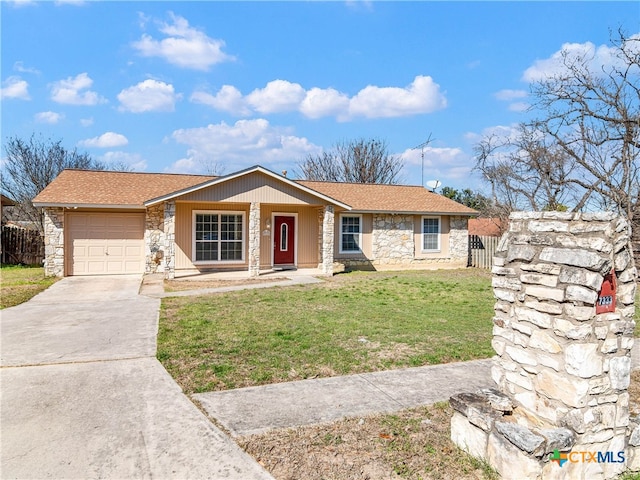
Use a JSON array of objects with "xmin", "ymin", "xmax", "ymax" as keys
[{"xmin": 144, "ymin": 165, "xmax": 351, "ymax": 209}]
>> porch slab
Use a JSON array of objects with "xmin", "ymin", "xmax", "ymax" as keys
[{"xmin": 172, "ymin": 267, "xmax": 324, "ymax": 281}]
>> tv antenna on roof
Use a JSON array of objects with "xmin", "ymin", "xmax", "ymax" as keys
[{"xmin": 412, "ymin": 133, "xmax": 433, "ymax": 187}]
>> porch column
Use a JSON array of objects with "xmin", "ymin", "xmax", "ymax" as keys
[
  {"xmin": 163, "ymin": 200, "xmax": 176, "ymax": 279},
  {"xmin": 248, "ymin": 202, "xmax": 260, "ymax": 277},
  {"xmin": 43, "ymin": 207, "xmax": 65, "ymax": 277},
  {"xmin": 321, "ymin": 205, "xmax": 334, "ymax": 275}
]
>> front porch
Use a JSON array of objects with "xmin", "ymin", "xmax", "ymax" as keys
[{"xmin": 172, "ymin": 267, "xmax": 325, "ymax": 281}]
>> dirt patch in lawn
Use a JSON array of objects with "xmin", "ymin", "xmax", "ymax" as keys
[
  {"xmin": 238, "ymin": 402, "xmax": 497, "ymax": 480},
  {"xmin": 164, "ymin": 276, "xmax": 288, "ymax": 292},
  {"xmin": 237, "ymin": 372, "xmax": 640, "ymax": 480}
]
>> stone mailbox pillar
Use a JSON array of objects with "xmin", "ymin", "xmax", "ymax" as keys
[{"xmin": 450, "ymin": 212, "xmax": 637, "ymax": 480}]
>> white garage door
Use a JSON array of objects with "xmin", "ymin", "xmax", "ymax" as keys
[{"xmin": 67, "ymin": 212, "xmax": 145, "ymax": 275}]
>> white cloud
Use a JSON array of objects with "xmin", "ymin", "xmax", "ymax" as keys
[
  {"xmin": 400, "ymin": 145, "xmax": 473, "ymax": 184},
  {"xmin": 494, "ymin": 89, "xmax": 529, "ymax": 113},
  {"xmin": 508, "ymin": 102, "xmax": 529, "ymax": 112},
  {"xmin": 191, "ymin": 85, "xmax": 251, "ymax": 115},
  {"xmin": 494, "ymin": 89, "xmax": 528, "ymax": 101},
  {"xmin": 348, "ymin": 75, "xmax": 447, "ymax": 119},
  {"xmin": 464, "ymin": 124, "xmax": 521, "ymax": 144},
  {"xmin": 132, "ymin": 12, "xmax": 235, "ymax": 71},
  {"xmin": 300, "ymin": 87, "xmax": 350, "ymax": 119},
  {"xmin": 1, "ymin": 76, "xmax": 30, "ymax": 100},
  {"xmin": 117, "ymin": 79, "xmax": 181, "ymax": 113},
  {"xmin": 80, "ymin": 117, "xmax": 94, "ymax": 127},
  {"xmin": 192, "ymin": 75, "xmax": 447, "ymax": 121},
  {"xmin": 168, "ymin": 118, "xmax": 322, "ymax": 173},
  {"xmin": 522, "ymin": 34, "xmax": 640, "ymax": 83},
  {"xmin": 401, "ymin": 146, "xmax": 465, "ymax": 168},
  {"xmin": 6, "ymin": 0, "xmax": 36, "ymax": 7},
  {"xmin": 100, "ymin": 151, "xmax": 147, "ymax": 171},
  {"xmin": 13, "ymin": 61, "xmax": 40, "ymax": 75},
  {"xmin": 50, "ymin": 73, "xmax": 106, "ymax": 105},
  {"xmin": 79, "ymin": 132, "xmax": 129, "ymax": 148},
  {"xmin": 246, "ymin": 80, "xmax": 307, "ymax": 114},
  {"xmin": 35, "ymin": 111, "xmax": 64, "ymax": 124}
]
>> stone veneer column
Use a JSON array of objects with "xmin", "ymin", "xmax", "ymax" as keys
[
  {"xmin": 248, "ymin": 202, "xmax": 261, "ymax": 277},
  {"xmin": 43, "ymin": 207, "xmax": 64, "ymax": 277},
  {"xmin": 321, "ymin": 205, "xmax": 334, "ymax": 275},
  {"xmin": 145, "ymin": 204, "xmax": 165, "ymax": 274},
  {"xmin": 449, "ymin": 216, "xmax": 469, "ymax": 261},
  {"xmin": 163, "ymin": 201, "xmax": 176, "ymax": 279},
  {"xmin": 450, "ymin": 211, "xmax": 637, "ymax": 480}
]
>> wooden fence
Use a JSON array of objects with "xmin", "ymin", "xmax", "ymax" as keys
[
  {"xmin": 468, "ymin": 235, "xmax": 500, "ymax": 269},
  {"xmin": 1, "ymin": 225, "xmax": 44, "ymax": 266}
]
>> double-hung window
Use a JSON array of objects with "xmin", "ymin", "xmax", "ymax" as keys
[
  {"xmin": 194, "ymin": 211, "xmax": 244, "ymax": 262},
  {"xmin": 422, "ymin": 216, "xmax": 441, "ymax": 252},
  {"xmin": 340, "ymin": 214, "xmax": 362, "ymax": 253}
]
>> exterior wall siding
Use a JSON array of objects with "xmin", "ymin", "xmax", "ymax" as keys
[
  {"xmin": 174, "ymin": 202, "xmax": 249, "ymax": 270},
  {"xmin": 259, "ymin": 204, "xmax": 319, "ymax": 268},
  {"xmin": 179, "ymin": 172, "xmax": 325, "ymax": 206},
  {"xmin": 173, "ymin": 201, "xmax": 320, "ymax": 271},
  {"xmin": 335, "ymin": 214, "xmax": 469, "ymax": 271}
]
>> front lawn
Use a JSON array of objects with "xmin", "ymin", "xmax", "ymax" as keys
[
  {"xmin": 0, "ymin": 265, "xmax": 58, "ymax": 309},
  {"xmin": 158, "ymin": 269, "xmax": 495, "ymax": 394}
]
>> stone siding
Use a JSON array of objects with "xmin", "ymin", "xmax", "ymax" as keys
[
  {"xmin": 321, "ymin": 205, "xmax": 334, "ymax": 275},
  {"xmin": 163, "ymin": 201, "xmax": 176, "ymax": 279},
  {"xmin": 248, "ymin": 202, "xmax": 260, "ymax": 277},
  {"xmin": 144, "ymin": 204, "xmax": 165, "ymax": 274},
  {"xmin": 336, "ymin": 214, "xmax": 469, "ymax": 271},
  {"xmin": 449, "ymin": 216, "xmax": 469, "ymax": 260},
  {"xmin": 451, "ymin": 211, "xmax": 638, "ymax": 479},
  {"xmin": 371, "ymin": 214, "xmax": 415, "ymax": 265},
  {"xmin": 43, "ymin": 207, "xmax": 64, "ymax": 277}
]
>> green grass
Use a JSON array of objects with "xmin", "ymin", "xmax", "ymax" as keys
[
  {"xmin": 158, "ymin": 269, "xmax": 495, "ymax": 394},
  {"xmin": 0, "ymin": 265, "xmax": 58, "ymax": 309}
]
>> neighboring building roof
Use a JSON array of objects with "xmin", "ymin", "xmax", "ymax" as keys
[
  {"xmin": 33, "ymin": 170, "xmax": 215, "ymax": 208},
  {"xmin": 299, "ymin": 180, "xmax": 478, "ymax": 215},
  {"xmin": 1, "ymin": 194, "xmax": 16, "ymax": 206},
  {"xmin": 468, "ymin": 217, "xmax": 506, "ymax": 236},
  {"xmin": 33, "ymin": 167, "xmax": 477, "ymax": 216}
]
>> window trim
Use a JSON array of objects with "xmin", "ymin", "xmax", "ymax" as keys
[
  {"xmin": 192, "ymin": 210, "xmax": 245, "ymax": 264},
  {"xmin": 339, "ymin": 213, "xmax": 363, "ymax": 254},
  {"xmin": 421, "ymin": 216, "xmax": 441, "ymax": 253}
]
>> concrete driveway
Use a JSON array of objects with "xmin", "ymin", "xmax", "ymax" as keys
[{"xmin": 1, "ymin": 275, "xmax": 273, "ymax": 480}]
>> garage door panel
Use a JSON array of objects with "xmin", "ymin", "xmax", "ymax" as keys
[{"xmin": 68, "ymin": 213, "xmax": 145, "ymax": 276}]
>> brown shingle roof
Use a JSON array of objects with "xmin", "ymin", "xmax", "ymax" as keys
[
  {"xmin": 33, "ymin": 168, "xmax": 477, "ymax": 215},
  {"xmin": 298, "ymin": 180, "xmax": 477, "ymax": 215},
  {"xmin": 33, "ymin": 169, "xmax": 215, "ymax": 207}
]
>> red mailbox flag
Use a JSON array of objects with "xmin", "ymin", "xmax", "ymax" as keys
[{"xmin": 596, "ymin": 270, "xmax": 617, "ymax": 314}]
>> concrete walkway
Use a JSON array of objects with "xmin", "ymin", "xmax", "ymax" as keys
[
  {"xmin": 0, "ymin": 275, "xmax": 274, "ymax": 480},
  {"xmin": 195, "ymin": 358, "xmax": 493, "ymax": 437},
  {"xmin": 141, "ymin": 272, "xmax": 324, "ymax": 298}
]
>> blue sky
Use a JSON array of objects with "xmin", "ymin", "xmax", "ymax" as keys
[{"xmin": 2, "ymin": 1, "xmax": 638, "ymax": 193}]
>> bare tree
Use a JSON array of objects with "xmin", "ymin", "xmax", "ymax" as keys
[
  {"xmin": 475, "ymin": 31, "xmax": 639, "ymax": 228},
  {"xmin": 296, "ymin": 138, "xmax": 404, "ymax": 184},
  {"xmin": 2, "ymin": 134, "xmax": 106, "ymax": 231},
  {"xmin": 475, "ymin": 123, "xmax": 578, "ymax": 212}
]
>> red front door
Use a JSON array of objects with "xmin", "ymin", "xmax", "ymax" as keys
[{"xmin": 273, "ymin": 216, "xmax": 295, "ymax": 265}]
